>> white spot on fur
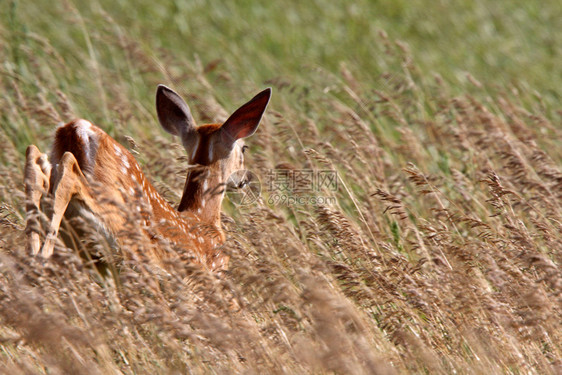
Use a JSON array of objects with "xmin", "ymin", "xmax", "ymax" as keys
[
  {"xmin": 208, "ymin": 143, "xmax": 214, "ymax": 161},
  {"xmin": 202, "ymin": 180, "xmax": 208, "ymax": 192},
  {"xmin": 128, "ymin": 187, "xmax": 135, "ymax": 195},
  {"xmin": 120, "ymin": 166, "xmax": 127, "ymax": 174},
  {"xmin": 190, "ymin": 138, "xmax": 200, "ymax": 161},
  {"xmin": 75, "ymin": 119, "xmax": 97, "ymax": 164},
  {"xmin": 114, "ymin": 144, "xmax": 122, "ymax": 156},
  {"xmin": 197, "ymin": 237, "xmax": 204, "ymax": 244},
  {"xmin": 38, "ymin": 154, "xmax": 52, "ymax": 174},
  {"xmin": 122, "ymin": 155, "xmax": 130, "ymax": 169},
  {"xmin": 75, "ymin": 119, "xmax": 93, "ymax": 140}
]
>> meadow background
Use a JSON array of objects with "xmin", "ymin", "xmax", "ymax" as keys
[{"xmin": 1, "ymin": 0, "xmax": 561, "ymax": 373}]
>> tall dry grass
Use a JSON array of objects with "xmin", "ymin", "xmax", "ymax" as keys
[{"xmin": 1, "ymin": 5, "xmax": 561, "ymax": 374}]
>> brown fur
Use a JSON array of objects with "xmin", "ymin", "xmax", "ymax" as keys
[{"xmin": 26, "ymin": 121, "xmax": 227, "ymax": 270}]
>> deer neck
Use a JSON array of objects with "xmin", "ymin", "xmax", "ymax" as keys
[{"xmin": 177, "ymin": 165, "xmax": 225, "ymax": 227}]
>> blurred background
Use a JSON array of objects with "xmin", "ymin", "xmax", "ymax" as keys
[{"xmin": 3, "ymin": 0, "xmax": 560, "ymax": 131}]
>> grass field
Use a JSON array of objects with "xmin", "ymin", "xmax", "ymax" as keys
[{"xmin": 1, "ymin": 0, "xmax": 561, "ymax": 373}]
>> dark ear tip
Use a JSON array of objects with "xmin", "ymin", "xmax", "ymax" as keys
[
  {"xmin": 156, "ymin": 84, "xmax": 172, "ymax": 96},
  {"xmin": 256, "ymin": 87, "xmax": 272, "ymax": 103}
]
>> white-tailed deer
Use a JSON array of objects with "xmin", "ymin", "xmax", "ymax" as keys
[{"xmin": 24, "ymin": 85, "xmax": 271, "ymax": 271}]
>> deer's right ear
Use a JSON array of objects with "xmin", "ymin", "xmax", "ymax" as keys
[{"xmin": 156, "ymin": 85, "xmax": 196, "ymax": 136}]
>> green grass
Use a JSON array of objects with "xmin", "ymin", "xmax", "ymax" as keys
[{"xmin": 1, "ymin": 0, "xmax": 561, "ymax": 374}]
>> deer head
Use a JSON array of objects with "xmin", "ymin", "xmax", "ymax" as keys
[{"xmin": 155, "ymin": 85, "xmax": 271, "ymax": 223}]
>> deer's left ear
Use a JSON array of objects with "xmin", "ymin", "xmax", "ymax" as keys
[{"xmin": 221, "ymin": 88, "xmax": 271, "ymax": 146}]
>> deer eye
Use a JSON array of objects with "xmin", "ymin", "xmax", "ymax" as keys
[{"xmin": 241, "ymin": 145, "xmax": 249, "ymax": 154}]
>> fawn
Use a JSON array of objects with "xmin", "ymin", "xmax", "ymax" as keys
[{"xmin": 24, "ymin": 85, "xmax": 271, "ymax": 271}]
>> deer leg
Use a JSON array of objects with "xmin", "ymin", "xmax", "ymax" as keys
[
  {"xmin": 40, "ymin": 151, "xmax": 92, "ymax": 258},
  {"xmin": 24, "ymin": 145, "xmax": 52, "ymax": 255}
]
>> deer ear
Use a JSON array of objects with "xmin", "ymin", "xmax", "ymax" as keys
[
  {"xmin": 221, "ymin": 88, "xmax": 271, "ymax": 145},
  {"xmin": 156, "ymin": 85, "xmax": 196, "ymax": 136}
]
